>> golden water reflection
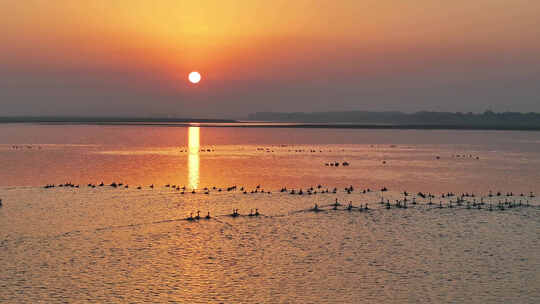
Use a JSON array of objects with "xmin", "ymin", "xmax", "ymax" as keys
[{"xmin": 188, "ymin": 127, "xmax": 200, "ymax": 190}]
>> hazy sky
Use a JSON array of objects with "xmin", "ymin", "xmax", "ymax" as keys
[{"xmin": 1, "ymin": 0, "xmax": 539, "ymax": 118}]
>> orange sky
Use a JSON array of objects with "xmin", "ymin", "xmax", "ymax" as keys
[{"xmin": 1, "ymin": 1, "xmax": 540, "ymax": 116}]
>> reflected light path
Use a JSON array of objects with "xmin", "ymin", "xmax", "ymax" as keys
[{"xmin": 188, "ymin": 126, "xmax": 200, "ymax": 190}]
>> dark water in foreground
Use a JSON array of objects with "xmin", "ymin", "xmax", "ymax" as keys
[{"xmin": 1, "ymin": 124, "xmax": 539, "ymax": 303}]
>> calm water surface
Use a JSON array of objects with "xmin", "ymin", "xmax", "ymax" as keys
[{"xmin": 1, "ymin": 124, "xmax": 539, "ymax": 303}]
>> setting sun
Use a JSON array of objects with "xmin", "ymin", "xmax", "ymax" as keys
[{"xmin": 188, "ymin": 71, "xmax": 201, "ymax": 84}]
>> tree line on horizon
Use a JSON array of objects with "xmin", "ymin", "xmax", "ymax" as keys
[{"xmin": 248, "ymin": 110, "xmax": 540, "ymax": 127}]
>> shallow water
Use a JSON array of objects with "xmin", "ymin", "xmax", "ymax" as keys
[{"xmin": 1, "ymin": 124, "xmax": 539, "ymax": 303}]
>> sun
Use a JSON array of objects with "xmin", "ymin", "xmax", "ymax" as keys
[{"xmin": 188, "ymin": 71, "xmax": 201, "ymax": 84}]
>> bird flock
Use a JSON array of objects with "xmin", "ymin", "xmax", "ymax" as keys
[{"xmin": 33, "ymin": 181, "xmax": 538, "ymax": 222}]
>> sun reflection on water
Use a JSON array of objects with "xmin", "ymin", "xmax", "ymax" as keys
[{"xmin": 188, "ymin": 127, "xmax": 200, "ymax": 190}]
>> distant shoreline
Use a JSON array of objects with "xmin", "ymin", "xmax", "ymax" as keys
[
  {"xmin": 1, "ymin": 120, "xmax": 540, "ymax": 131},
  {"xmin": 5, "ymin": 110, "xmax": 540, "ymax": 131},
  {"xmin": 0, "ymin": 117, "xmax": 237, "ymax": 124},
  {"xmin": 246, "ymin": 110, "xmax": 540, "ymax": 131}
]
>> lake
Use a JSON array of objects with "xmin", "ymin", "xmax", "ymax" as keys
[{"xmin": 1, "ymin": 124, "xmax": 539, "ymax": 303}]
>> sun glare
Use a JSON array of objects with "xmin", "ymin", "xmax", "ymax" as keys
[
  {"xmin": 188, "ymin": 71, "xmax": 201, "ymax": 84},
  {"xmin": 188, "ymin": 126, "xmax": 200, "ymax": 190}
]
